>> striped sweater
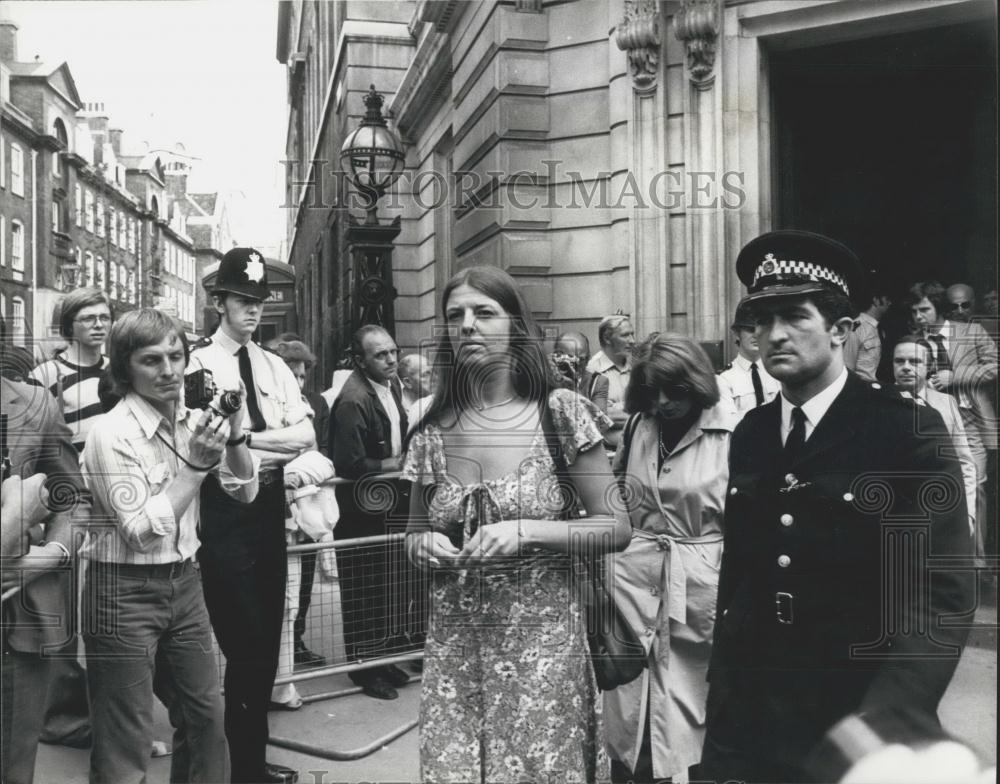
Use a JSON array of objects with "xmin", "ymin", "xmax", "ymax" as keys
[{"xmin": 30, "ymin": 353, "xmax": 109, "ymax": 452}]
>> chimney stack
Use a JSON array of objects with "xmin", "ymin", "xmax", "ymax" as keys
[
  {"xmin": 0, "ymin": 19, "xmax": 18, "ymax": 63},
  {"xmin": 109, "ymin": 128, "xmax": 124, "ymax": 155}
]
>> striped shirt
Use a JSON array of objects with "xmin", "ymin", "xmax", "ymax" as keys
[
  {"xmin": 31, "ymin": 353, "xmax": 109, "ymax": 451},
  {"xmin": 80, "ymin": 393, "xmax": 259, "ymax": 565}
]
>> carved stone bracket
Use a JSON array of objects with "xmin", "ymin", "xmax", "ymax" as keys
[
  {"xmin": 616, "ymin": 0, "xmax": 661, "ymax": 91},
  {"xmin": 673, "ymin": 0, "xmax": 719, "ymax": 89}
]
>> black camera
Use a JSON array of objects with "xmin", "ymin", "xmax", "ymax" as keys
[{"xmin": 184, "ymin": 369, "xmax": 242, "ymax": 416}]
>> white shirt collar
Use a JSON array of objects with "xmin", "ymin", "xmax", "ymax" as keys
[
  {"xmin": 211, "ymin": 327, "xmax": 250, "ymax": 356},
  {"xmin": 780, "ymin": 367, "xmax": 849, "ymax": 439},
  {"xmin": 592, "ymin": 350, "xmax": 630, "ymax": 374},
  {"xmin": 733, "ymin": 353, "xmax": 759, "ymax": 372}
]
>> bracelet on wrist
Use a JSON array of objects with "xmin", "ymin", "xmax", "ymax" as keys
[{"xmin": 226, "ymin": 433, "xmax": 248, "ymax": 447}]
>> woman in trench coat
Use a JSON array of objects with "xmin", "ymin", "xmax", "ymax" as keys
[{"xmin": 605, "ymin": 333, "xmax": 737, "ymax": 783}]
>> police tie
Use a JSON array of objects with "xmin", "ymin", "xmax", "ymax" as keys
[
  {"xmin": 785, "ymin": 406, "xmax": 807, "ymax": 461},
  {"xmin": 927, "ymin": 333, "xmax": 952, "ymax": 373},
  {"xmin": 750, "ymin": 361, "xmax": 765, "ymax": 407},
  {"xmin": 237, "ymin": 345, "xmax": 267, "ymax": 432}
]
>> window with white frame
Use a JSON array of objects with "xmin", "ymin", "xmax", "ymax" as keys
[
  {"xmin": 1, "ymin": 215, "xmax": 5, "ymax": 266},
  {"xmin": 0, "ymin": 132, "xmax": 5, "ymax": 189},
  {"xmin": 109, "ymin": 210, "xmax": 117, "ymax": 246},
  {"xmin": 119, "ymin": 214, "xmax": 127, "ymax": 248},
  {"xmin": 109, "ymin": 262, "xmax": 117, "ymax": 298},
  {"xmin": 129, "ymin": 220, "xmax": 136, "ymax": 254},
  {"xmin": 11, "ymin": 296, "xmax": 26, "ymax": 346},
  {"xmin": 119, "ymin": 264, "xmax": 127, "ymax": 298},
  {"xmin": 11, "ymin": 220, "xmax": 24, "ymax": 279},
  {"xmin": 85, "ymin": 190, "xmax": 94, "ymax": 232},
  {"xmin": 85, "ymin": 252, "xmax": 95, "ymax": 286},
  {"xmin": 11, "ymin": 144, "xmax": 24, "ymax": 196},
  {"xmin": 75, "ymin": 185, "xmax": 83, "ymax": 227},
  {"xmin": 96, "ymin": 201, "xmax": 105, "ymax": 238},
  {"xmin": 52, "ymin": 200, "xmax": 63, "ymax": 233},
  {"xmin": 95, "ymin": 256, "xmax": 104, "ymax": 290}
]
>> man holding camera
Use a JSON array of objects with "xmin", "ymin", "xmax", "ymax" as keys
[
  {"xmin": 187, "ymin": 247, "xmax": 314, "ymax": 784},
  {"xmin": 80, "ymin": 309, "xmax": 257, "ymax": 783}
]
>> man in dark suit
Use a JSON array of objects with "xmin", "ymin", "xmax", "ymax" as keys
[
  {"xmin": 700, "ymin": 232, "xmax": 975, "ymax": 783},
  {"xmin": 329, "ymin": 325, "xmax": 411, "ymax": 700}
]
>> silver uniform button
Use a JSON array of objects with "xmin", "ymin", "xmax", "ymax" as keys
[
  {"xmin": 730, "ymin": 487, "xmax": 738, "ymax": 496},
  {"xmin": 777, "ymin": 554, "xmax": 791, "ymax": 568},
  {"xmin": 843, "ymin": 492, "xmax": 854, "ymax": 502},
  {"xmin": 780, "ymin": 514, "xmax": 794, "ymax": 527}
]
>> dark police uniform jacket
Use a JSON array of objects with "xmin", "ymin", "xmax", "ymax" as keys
[{"xmin": 706, "ymin": 372, "xmax": 974, "ymax": 772}]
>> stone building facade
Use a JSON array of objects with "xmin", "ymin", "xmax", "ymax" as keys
[{"xmin": 281, "ymin": 0, "xmax": 996, "ymax": 385}]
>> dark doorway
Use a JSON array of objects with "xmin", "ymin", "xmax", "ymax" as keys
[{"xmin": 771, "ymin": 19, "xmax": 997, "ymax": 299}]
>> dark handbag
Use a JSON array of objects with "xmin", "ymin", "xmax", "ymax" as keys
[{"xmin": 540, "ymin": 403, "xmax": 647, "ymax": 691}]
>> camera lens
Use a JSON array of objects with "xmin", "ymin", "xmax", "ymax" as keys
[{"xmin": 218, "ymin": 391, "xmax": 242, "ymax": 417}]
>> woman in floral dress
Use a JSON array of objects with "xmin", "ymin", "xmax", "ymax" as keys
[{"xmin": 402, "ymin": 266, "xmax": 631, "ymax": 783}]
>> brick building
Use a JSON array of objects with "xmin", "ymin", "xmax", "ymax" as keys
[
  {"xmin": 277, "ymin": 0, "xmax": 996, "ymax": 386},
  {"xmin": 1, "ymin": 17, "xmax": 238, "ymax": 350}
]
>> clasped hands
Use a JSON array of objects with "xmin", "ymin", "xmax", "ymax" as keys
[{"xmin": 406, "ymin": 519, "xmax": 530, "ymax": 569}]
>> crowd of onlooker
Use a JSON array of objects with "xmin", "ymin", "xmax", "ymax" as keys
[{"xmin": 1, "ymin": 237, "xmax": 996, "ymax": 784}]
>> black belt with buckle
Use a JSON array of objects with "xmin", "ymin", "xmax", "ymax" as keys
[
  {"xmin": 776, "ymin": 591, "xmax": 794, "ymax": 625},
  {"xmin": 98, "ymin": 559, "xmax": 195, "ymax": 580}
]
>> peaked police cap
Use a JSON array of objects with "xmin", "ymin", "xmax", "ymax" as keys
[{"xmin": 736, "ymin": 230, "xmax": 864, "ymax": 306}]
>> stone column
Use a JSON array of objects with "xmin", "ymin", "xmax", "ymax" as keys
[
  {"xmin": 615, "ymin": 0, "xmax": 669, "ymax": 338},
  {"xmin": 674, "ymin": 0, "xmax": 726, "ymax": 345}
]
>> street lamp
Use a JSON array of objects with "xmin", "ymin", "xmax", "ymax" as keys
[
  {"xmin": 339, "ymin": 85, "xmax": 405, "ymax": 336},
  {"xmin": 340, "ymin": 85, "xmax": 405, "ymax": 225}
]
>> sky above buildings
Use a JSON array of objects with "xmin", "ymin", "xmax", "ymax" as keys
[{"xmin": 6, "ymin": 0, "xmax": 288, "ymax": 259}]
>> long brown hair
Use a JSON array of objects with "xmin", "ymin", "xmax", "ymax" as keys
[{"xmin": 410, "ymin": 266, "xmax": 554, "ymax": 434}]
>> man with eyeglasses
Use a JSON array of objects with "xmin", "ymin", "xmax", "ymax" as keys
[
  {"xmin": 587, "ymin": 313, "xmax": 636, "ymax": 445},
  {"xmin": 908, "ymin": 281, "xmax": 997, "ymax": 564},
  {"xmin": 29, "ymin": 288, "xmax": 121, "ymax": 753},
  {"xmin": 31, "ymin": 288, "xmax": 113, "ymax": 453}
]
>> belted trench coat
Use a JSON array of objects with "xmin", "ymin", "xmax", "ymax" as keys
[{"xmin": 604, "ymin": 402, "xmax": 736, "ymax": 778}]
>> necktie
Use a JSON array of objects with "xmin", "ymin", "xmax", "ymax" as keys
[
  {"xmin": 237, "ymin": 345, "xmax": 267, "ymax": 432},
  {"xmin": 927, "ymin": 333, "xmax": 951, "ymax": 373},
  {"xmin": 750, "ymin": 362, "xmax": 765, "ymax": 407},
  {"xmin": 785, "ymin": 406, "xmax": 806, "ymax": 460}
]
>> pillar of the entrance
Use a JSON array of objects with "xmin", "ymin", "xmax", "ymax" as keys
[
  {"xmin": 615, "ymin": 0, "xmax": 669, "ymax": 338},
  {"xmin": 674, "ymin": 0, "xmax": 727, "ymax": 345}
]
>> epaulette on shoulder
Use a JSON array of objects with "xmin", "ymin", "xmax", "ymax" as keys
[
  {"xmin": 190, "ymin": 336, "xmax": 213, "ymax": 351},
  {"xmin": 721, "ymin": 362, "xmax": 733, "ymax": 372},
  {"xmin": 867, "ymin": 381, "xmax": 916, "ymax": 408}
]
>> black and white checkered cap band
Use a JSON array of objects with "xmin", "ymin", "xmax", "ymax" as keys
[{"xmin": 752, "ymin": 254, "xmax": 849, "ymax": 295}]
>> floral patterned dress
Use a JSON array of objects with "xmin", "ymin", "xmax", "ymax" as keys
[{"xmin": 401, "ymin": 389, "xmax": 613, "ymax": 784}]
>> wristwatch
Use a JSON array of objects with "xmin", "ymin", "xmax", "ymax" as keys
[{"xmin": 226, "ymin": 433, "xmax": 248, "ymax": 447}]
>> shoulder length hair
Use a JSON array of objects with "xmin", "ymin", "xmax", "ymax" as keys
[
  {"xmin": 412, "ymin": 265, "xmax": 554, "ymax": 433},
  {"xmin": 625, "ymin": 332, "xmax": 719, "ymax": 414}
]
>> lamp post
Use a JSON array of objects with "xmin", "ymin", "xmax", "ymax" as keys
[
  {"xmin": 340, "ymin": 85, "xmax": 405, "ymax": 334},
  {"xmin": 340, "ymin": 85, "xmax": 406, "ymax": 226}
]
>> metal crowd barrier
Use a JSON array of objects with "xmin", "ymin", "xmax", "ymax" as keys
[{"xmin": 212, "ymin": 473, "xmax": 426, "ymax": 761}]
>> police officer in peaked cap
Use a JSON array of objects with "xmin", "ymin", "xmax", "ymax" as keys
[
  {"xmin": 718, "ymin": 299, "xmax": 781, "ymax": 416},
  {"xmin": 187, "ymin": 247, "xmax": 314, "ymax": 784},
  {"xmin": 700, "ymin": 231, "xmax": 974, "ymax": 783}
]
